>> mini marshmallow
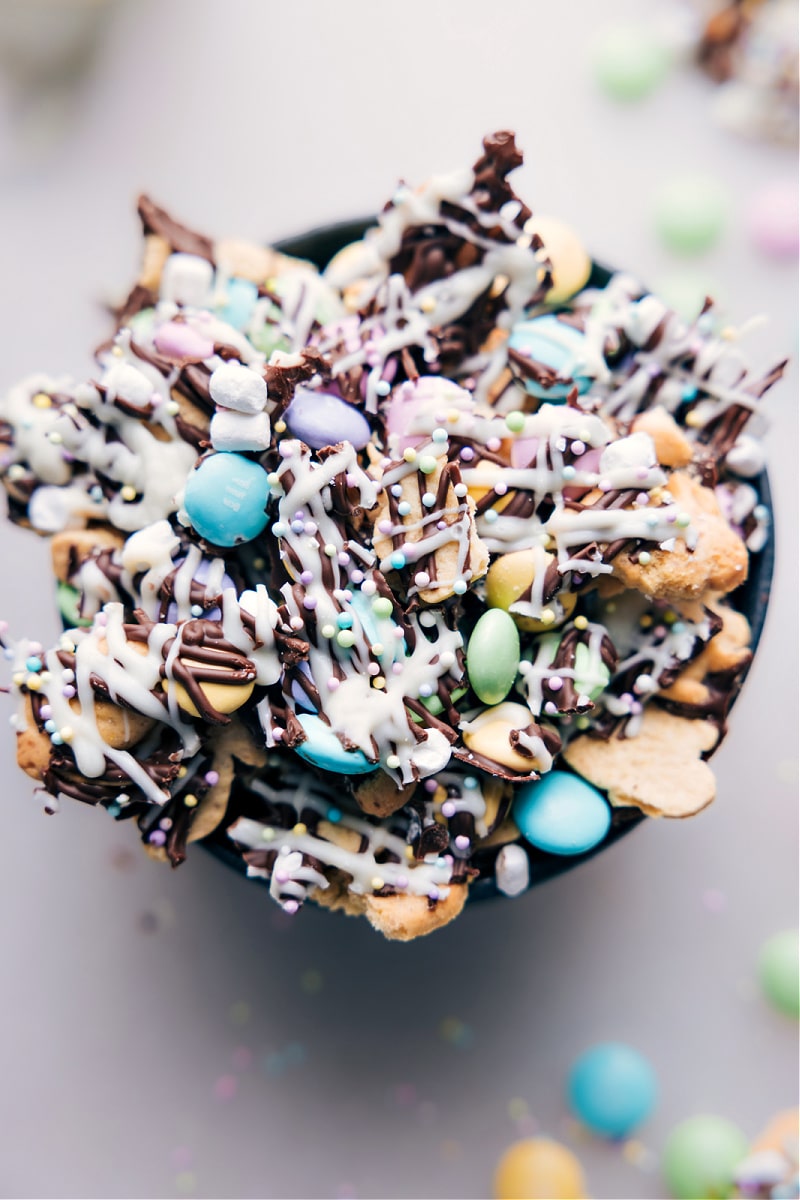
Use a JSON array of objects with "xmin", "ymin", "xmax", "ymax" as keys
[
  {"xmin": 494, "ymin": 843, "xmax": 530, "ymax": 897},
  {"xmin": 210, "ymin": 409, "xmax": 271, "ymax": 453},
  {"xmin": 209, "ymin": 361, "xmax": 268, "ymax": 414},
  {"xmin": 159, "ymin": 253, "xmax": 215, "ymax": 308},
  {"xmin": 725, "ymin": 434, "xmax": 766, "ymax": 478}
]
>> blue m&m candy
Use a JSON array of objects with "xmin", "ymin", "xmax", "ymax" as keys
[
  {"xmin": 184, "ymin": 452, "xmax": 270, "ymax": 547},
  {"xmin": 512, "ymin": 769, "xmax": 611, "ymax": 856},
  {"xmin": 293, "ymin": 713, "xmax": 375, "ymax": 775},
  {"xmin": 508, "ymin": 314, "xmax": 591, "ymax": 401},
  {"xmin": 567, "ymin": 1043, "xmax": 658, "ymax": 1138},
  {"xmin": 216, "ymin": 277, "xmax": 259, "ymax": 330}
]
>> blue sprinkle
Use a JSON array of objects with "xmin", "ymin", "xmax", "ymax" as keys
[
  {"xmin": 671, "ymin": 622, "xmax": 686, "ymax": 635},
  {"xmin": 483, "ymin": 509, "xmax": 499, "ymax": 524},
  {"xmin": 562, "ymin": 465, "xmax": 576, "ymax": 480},
  {"xmin": 375, "ymin": 381, "xmax": 391, "ymax": 397},
  {"xmin": 26, "ymin": 656, "xmax": 43, "ymax": 673},
  {"xmin": 397, "ymin": 501, "xmax": 412, "ymax": 517},
  {"xmin": 4, "ymin": 648, "xmax": 15, "ymax": 661},
  {"xmin": 453, "ymin": 580, "xmax": 467, "ymax": 595},
  {"xmin": 336, "ymin": 614, "xmax": 353, "ymax": 630},
  {"xmin": 327, "ymin": 807, "xmax": 342, "ymax": 823},
  {"xmin": 682, "ymin": 385, "xmax": 699, "ymax": 402},
  {"xmin": 464, "ymin": 777, "xmax": 479, "ymax": 790},
  {"xmin": 50, "ymin": 733, "xmax": 63, "ymax": 746},
  {"xmin": 390, "ymin": 551, "xmax": 406, "ymax": 570},
  {"xmin": 272, "ymin": 522, "xmax": 287, "ymax": 538},
  {"xmin": 753, "ymin": 505, "xmax": 769, "ymax": 522},
  {"xmin": 44, "ymin": 719, "xmax": 56, "ymax": 733},
  {"xmin": 107, "ymin": 803, "xmax": 121, "ymax": 818},
  {"xmin": 190, "ymin": 604, "xmax": 204, "ymax": 618}
]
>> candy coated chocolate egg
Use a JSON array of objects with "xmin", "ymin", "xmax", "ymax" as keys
[
  {"xmin": 485, "ymin": 549, "xmax": 577, "ymax": 632},
  {"xmin": 513, "ymin": 770, "xmax": 611, "ymax": 855},
  {"xmin": 654, "ymin": 176, "xmax": 729, "ymax": 256},
  {"xmin": 56, "ymin": 582, "xmax": 91, "ymax": 629},
  {"xmin": 170, "ymin": 669, "xmax": 255, "ymax": 720},
  {"xmin": 523, "ymin": 216, "xmax": 592, "ymax": 304},
  {"xmin": 293, "ymin": 713, "xmax": 375, "ymax": 774},
  {"xmin": 184, "ymin": 453, "xmax": 270, "ymax": 546},
  {"xmin": 663, "ymin": 1115, "xmax": 748, "ymax": 1200},
  {"xmin": 747, "ymin": 180, "xmax": 799, "ymax": 259},
  {"xmin": 154, "ymin": 320, "xmax": 214, "ymax": 361},
  {"xmin": 592, "ymin": 25, "xmax": 671, "ymax": 101},
  {"xmin": 567, "ymin": 1043, "xmax": 657, "ymax": 1137},
  {"xmin": 493, "ymin": 1137, "xmax": 586, "ymax": 1200},
  {"xmin": 461, "ymin": 701, "xmax": 545, "ymax": 773},
  {"xmin": 216, "ymin": 277, "xmax": 259, "ymax": 329},
  {"xmin": 285, "ymin": 386, "xmax": 372, "ymax": 451},
  {"xmin": 467, "ymin": 610, "xmax": 520, "ymax": 705},
  {"xmin": 385, "ymin": 376, "xmax": 472, "ymax": 452},
  {"xmin": 758, "ymin": 929, "xmax": 799, "ymax": 1018},
  {"xmin": 508, "ymin": 315, "xmax": 591, "ymax": 400}
]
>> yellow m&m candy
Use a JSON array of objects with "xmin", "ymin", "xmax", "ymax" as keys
[{"xmin": 493, "ymin": 1137, "xmax": 587, "ymax": 1200}]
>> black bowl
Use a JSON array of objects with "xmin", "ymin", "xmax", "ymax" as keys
[{"xmin": 202, "ymin": 218, "xmax": 774, "ymax": 902}]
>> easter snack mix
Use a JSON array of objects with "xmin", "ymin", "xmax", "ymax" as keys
[{"xmin": 0, "ymin": 133, "xmax": 785, "ymax": 940}]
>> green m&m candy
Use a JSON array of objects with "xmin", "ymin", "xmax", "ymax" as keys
[
  {"xmin": 663, "ymin": 1115, "xmax": 748, "ymax": 1200},
  {"xmin": 759, "ymin": 929, "xmax": 800, "ymax": 1018}
]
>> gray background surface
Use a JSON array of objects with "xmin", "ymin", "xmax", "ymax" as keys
[{"xmin": 0, "ymin": 2, "xmax": 796, "ymax": 1197}]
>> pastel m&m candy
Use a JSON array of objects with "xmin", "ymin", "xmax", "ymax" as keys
[
  {"xmin": 285, "ymin": 386, "xmax": 372, "ymax": 451},
  {"xmin": 184, "ymin": 452, "xmax": 270, "ymax": 546},
  {"xmin": 293, "ymin": 712, "xmax": 375, "ymax": 775},
  {"xmin": 654, "ymin": 176, "xmax": 729, "ymax": 256},
  {"xmin": 493, "ymin": 1137, "xmax": 586, "ymax": 1200},
  {"xmin": 758, "ymin": 929, "xmax": 799, "ymax": 1018},
  {"xmin": 466, "ymin": 609, "xmax": 521, "ymax": 705},
  {"xmin": 663, "ymin": 1115, "xmax": 748, "ymax": 1200},
  {"xmin": 567, "ymin": 1042, "xmax": 657, "ymax": 1138},
  {"xmin": 513, "ymin": 770, "xmax": 611, "ymax": 856},
  {"xmin": 508, "ymin": 315, "xmax": 591, "ymax": 401}
]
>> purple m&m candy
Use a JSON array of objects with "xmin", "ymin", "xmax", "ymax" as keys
[{"xmin": 285, "ymin": 386, "xmax": 371, "ymax": 451}]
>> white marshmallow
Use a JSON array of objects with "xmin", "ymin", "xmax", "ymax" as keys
[
  {"xmin": 725, "ymin": 434, "xmax": 766, "ymax": 479},
  {"xmin": 209, "ymin": 361, "xmax": 268, "ymax": 414},
  {"xmin": 159, "ymin": 253, "xmax": 214, "ymax": 308},
  {"xmin": 494, "ymin": 843, "xmax": 530, "ymax": 897},
  {"xmin": 210, "ymin": 409, "xmax": 271, "ymax": 453}
]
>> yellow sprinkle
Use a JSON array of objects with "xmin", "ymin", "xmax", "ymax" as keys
[
  {"xmin": 120, "ymin": 485, "xmax": 137, "ymax": 502},
  {"xmin": 540, "ymin": 608, "xmax": 555, "ymax": 625},
  {"xmin": 32, "ymin": 392, "xmax": 52, "ymax": 409},
  {"xmin": 640, "ymin": 614, "xmax": 653, "ymax": 629},
  {"xmin": 60, "ymin": 726, "xmax": 74, "ymax": 742},
  {"xmin": 720, "ymin": 326, "xmax": 736, "ymax": 341},
  {"xmin": 12, "ymin": 672, "xmax": 24, "ymax": 687},
  {"xmin": 265, "ymin": 276, "xmax": 278, "ymax": 291},
  {"xmin": 405, "ymin": 845, "xmax": 415, "ymax": 860},
  {"xmin": 39, "ymin": 672, "xmax": 51, "ymax": 685},
  {"xmin": 420, "ymin": 296, "xmax": 436, "ymax": 313},
  {"xmin": 370, "ymin": 643, "xmax": 384, "ymax": 656},
  {"xmin": 111, "ymin": 345, "xmax": 124, "ymax": 358},
  {"xmin": 403, "ymin": 447, "xmax": 417, "ymax": 463},
  {"xmin": 26, "ymin": 676, "xmax": 42, "ymax": 691},
  {"xmin": 261, "ymin": 827, "xmax": 276, "ymax": 842},
  {"xmin": 177, "ymin": 766, "xmax": 188, "ymax": 779},
  {"xmin": 685, "ymin": 410, "xmax": 703, "ymax": 428},
  {"xmin": 664, "ymin": 610, "xmax": 677, "ymax": 624},
  {"xmin": 573, "ymin": 615, "xmax": 588, "ymax": 631},
  {"xmin": 292, "ymin": 822, "xmax": 307, "ymax": 836},
  {"xmin": 372, "ymin": 676, "xmax": 386, "ymax": 689},
  {"xmin": 445, "ymin": 409, "xmax": 461, "ymax": 424},
  {"xmin": 371, "ymin": 876, "xmax": 384, "ymax": 890},
  {"xmin": 183, "ymin": 794, "xmax": 198, "ymax": 808},
  {"xmin": 274, "ymin": 419, "xmax": 287, "ymax": 434}
]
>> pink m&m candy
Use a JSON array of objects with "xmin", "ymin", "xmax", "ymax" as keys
[{"xmin": 154, "ymin": 320, "xmax": 215, "ymax": 361}]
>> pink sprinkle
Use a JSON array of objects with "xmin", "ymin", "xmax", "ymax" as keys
[
  {"xmin": 395, "ymin": 875, "xmax": 409, "ymax": 890},
  {"xmin": 149, "ymin": 830, "xmax": 167, "ymax": 846},
  {"xmin": 378, "ymin": 520, "xmax": 393, "ymax": 534},
  {"xmin": 272, "ymin": 727, "xmax": 284, "ymax": 741},
  {"xmin": 284, "ymin": 899, "xmax": 299, "ymax": 915},
  {"xmin": 442, "ymin": 801, "xmax": 456, "ymax": 818},
  {"xmin": 455, "ymin": 835, "xmax": 470, "ymax": 850},
  {"xmin": 154, "ymin": 321, "xmax": 214, "ymax": 362},
  {"xmin": 205, "ymin": 771, "xmax": 220, "ymax": 786},
  {"xmin": 486, "ymin": 437, "xmax": 501, "ymax": 452},
  {"xmin": 275, "ymin": 871, "xmax": 289, "ymax": 884},
  {"xmin": 303, "ymin": 597, "xmax": 318, "ymax": 610},
  {"xmin": 39, "ymin": 704, "xmax": 53, "ymax": 720},
  {"xmin": 636, "ymin": 467, "xmax": 649, "ymax": 480},
  {"xmin": 337, "ymin": 552, "xmax": 350, "ymax": 566},
  {"xmin": 327, "ymin": 677, "xmax": 340, "ymax": 691},
  {"xmin": 213, "ymin": 1074, "xmax": 238, "ymax": 1102},
  {"xmin": 549, "ymin": 676, "xmax": 563, "ymax": 691},
  {"xmin": 424, "ymin": 779, "xmax": 438, "ymax": 793},
  {"xmin": 460, "ymin": 447, "xmax": 475, "ymax": 462},
  {"xmin": 28, "ymin": 642, "xmax": 43, "ymax": 655},
  {"xmin": 62, "ymin": 686, "xmax": 76, "ymax": 699}
]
